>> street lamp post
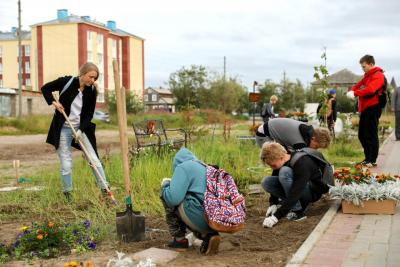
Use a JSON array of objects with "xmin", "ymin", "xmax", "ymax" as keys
[{"xmin": 252, "ymin": 81, "xmax": 258, "ymax": 128}]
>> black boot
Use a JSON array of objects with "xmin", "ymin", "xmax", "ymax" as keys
[{"xmin": 63, "ymin": 191, "xmax": 72, "ymax": 202}]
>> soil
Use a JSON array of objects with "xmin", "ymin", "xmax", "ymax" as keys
[
  {"xmin": 0, "ymin": 130, "xmax": 123, "ymax": 180},
  {"xmin": 0, "ymin": 131, "xmax": 331, "ymax": 266},
  {"xmin": 1, "ymin": 194, "xmax": 331, "ymax": 267}
]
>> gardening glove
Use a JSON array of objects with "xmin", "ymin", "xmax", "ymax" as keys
[
  {"xmin": 265, "ymin": 204, "xmax": 280, "ymax": 217},
  {"xmin": 346, "ymin": 91, "xmax": 355, "ymax": 99},
  {"xmin": 263, "ymin": 215, "xmax": 278, "ymax": 228},
  {"xmin": 161, "ymin": 178, "xmax": 171, "ymax": 188},
  {"xmin": 75, "ymin": 129, "xmax": 83, "ymax": 142}
]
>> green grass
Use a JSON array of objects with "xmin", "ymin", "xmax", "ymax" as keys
[
  {"xmin": 0, "ymin": 115, "xmax": 52, "ymax": 135},
  {"xmin": 0, "ymin": 136, "xmax": 263, "ymax": 224},
  {"xmin": 0, "ymin": 109, "xmax": 248, "ymax": 136}
]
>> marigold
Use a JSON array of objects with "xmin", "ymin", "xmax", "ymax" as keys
[
  {"xmin": 48, "ymin": 222, "xmax": 55, "ymax": 228},
  {"xmin": 37, "ymin": 234, "xmax": 44, "ymax": 240},
  {"xmin": 85, "ymin": 262, "xmax": 93, "ymax": 267},
  {"xmin": 69, "ymin": 262, "xmax": 78, "ymax": 267}
]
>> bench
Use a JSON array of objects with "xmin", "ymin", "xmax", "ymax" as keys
[{"xmin": 131, "ymin": 119, "xmax": 187, "ymax": 157}]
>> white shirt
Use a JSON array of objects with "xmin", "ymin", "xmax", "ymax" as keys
[{"xmin": 67, "ymin": 90, "xmax": 83, "ymax": 128}]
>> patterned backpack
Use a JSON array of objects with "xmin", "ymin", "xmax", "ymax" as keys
[{"xmin": 203, "ymin": 165, "xmax": 246, "ymax": 233}]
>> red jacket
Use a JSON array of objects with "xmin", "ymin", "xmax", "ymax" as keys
[{"xmin": 351, "ymin": 66, "xmax": 385, "ymax": 112}]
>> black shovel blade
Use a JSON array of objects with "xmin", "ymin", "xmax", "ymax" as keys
[{"xmin": 116, "ymin": 205, "xmax": 146, "ymax": 242}]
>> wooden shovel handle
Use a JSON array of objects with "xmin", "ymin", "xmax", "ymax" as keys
[{"xmin": 113, "ymin": 60, "xmax": 131, "ymax": 197}]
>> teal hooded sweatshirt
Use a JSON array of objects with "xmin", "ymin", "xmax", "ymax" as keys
[{"xmin": 161, "ymin": 147, "xmax": 213, "ymax": 233}]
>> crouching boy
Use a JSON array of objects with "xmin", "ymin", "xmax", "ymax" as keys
[
  {"xmin": 260, "ymin": 142, "xmax": 330, "ymax": 228},
  {"xmin": 160, "ymin": 148, "xmax": 221, "ymax": 255}
]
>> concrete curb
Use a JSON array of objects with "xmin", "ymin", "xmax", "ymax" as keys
[{"xmin": 285, "ymin": 199, "xmax": 341, "ymax": 267}]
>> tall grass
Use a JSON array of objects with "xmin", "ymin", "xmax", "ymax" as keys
[{"xmin": 0, "ymin": 136, "xmax": 263, "ymax": 225}]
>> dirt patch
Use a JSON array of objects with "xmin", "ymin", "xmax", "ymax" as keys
[
  {"xmin": 1, "ymin": 195, "xmax": 331, "ymax": 267},
  {"xmin": 0, "ymin": 130, "xmax": 123, "ymax": 180}
]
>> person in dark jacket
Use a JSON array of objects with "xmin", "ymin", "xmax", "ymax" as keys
[
  {"xmin": 259, "ymin": 142, "xmax": 329, "ymax": 227},
  {"xmin": 260, "ymin": 95, "xmax": 278, "ymax": 123},
  {"xmin": 326, "ymin": 89, "xmax": 337, "ymax": 137},
  {"xmin": 41, "ymin": 62, "xmax": 109, "ymax": 200},
  {"xmin": 161, "ymin": 148, "xmax": 220, "ymax": 255},
  {"xmin": 347, "ymin": 55, "xmax": 385, "ymax": 167},
  {"xmin": 255, "ymin": 118, "xmax": 331, "ymax": 151},
  {"xmin": 391, "ymin": 86, "xmax": 400, "ymax": 141}
]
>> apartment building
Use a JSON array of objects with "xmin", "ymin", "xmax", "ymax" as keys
[{"xmin": 0, "ymin": 9, "xmax": 144, "ymax": 115}]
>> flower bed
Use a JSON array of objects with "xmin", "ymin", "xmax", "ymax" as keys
[
  {"xmin": 0, "ymin": 220, "xmax": 100, "ymax": 262},
  {"xmin": 329, "ymin": 165, "xmax": 400, "ymax": 214}
]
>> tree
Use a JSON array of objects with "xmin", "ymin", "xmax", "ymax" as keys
[
  {"xmin": 207, "ymin": 77, "xmax": 247, "ymax": 113},
  {"xmin": 275, "ymin": 78, "xmax": 306, "ymax": 112},
  {"xmin": 107, "ymin": 91, "xmax": 144, "ymax": 114},
  {"xmin": 169, "ymin": 65, "xmax": 208, "ymax": 110}
]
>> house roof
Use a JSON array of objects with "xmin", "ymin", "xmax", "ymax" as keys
[
  {"xmin": 312, "ymin": 68, "xmax": 362, "ymax": 85},
  {"xmin": 31, "ymin": 15, "xmax": 144, "ymax": 40},
  {"xmin": 0, "ymin": 31, "xmax": 31, "ymax": 41},
  {"xmin": 147, "ymin": 87, "xmax": 173, "ymax": 95}
]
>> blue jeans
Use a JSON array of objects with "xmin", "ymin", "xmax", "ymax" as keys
[
  {"xmin": 261, "ymin": 166, "xmax": 311, "ymax": 211},
  {"xmin": 57, "ymin": 125, "xmax": 109, "ymax": 192}
]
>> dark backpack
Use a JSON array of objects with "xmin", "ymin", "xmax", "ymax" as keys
[
  {"xmin": 378, "ymin": 76, "xmax": 388, "ymax": 109},
  {"xmin": 289, "ymin": 147, "xmax": 334, "ymax": 187}
]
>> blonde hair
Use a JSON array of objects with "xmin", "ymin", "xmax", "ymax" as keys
[
  {"xmin": 313, "ymin": 128, "xmax": 331, "ymax": 148},
  {"xmin": 79, "ymin": 62, "xmax": 99, "ymax": 80},
  {"xmin": 270, "ymin": 95, "xmax": 278, "ymax": 102},
  {"xmin": 260, "ymin": 142, "xmax": 287, "ymax": 165}
]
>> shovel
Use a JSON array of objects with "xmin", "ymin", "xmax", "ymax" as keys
[
  {"xmin": 51, "ymin": 92, "xmax": 117, "ymax": 205},
  {"xmin": 113, "ymin": 60, "xmax": 145, "ymax": 242}
]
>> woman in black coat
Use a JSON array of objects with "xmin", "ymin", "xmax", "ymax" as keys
[{"xmin": 41, "ymin": 62, "xmax": 109, "ymax": 200}]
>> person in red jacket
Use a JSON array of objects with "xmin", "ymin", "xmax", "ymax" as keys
[{"xmin": 346, "ymin": 55, "xmax": 385, "ymax": 167}]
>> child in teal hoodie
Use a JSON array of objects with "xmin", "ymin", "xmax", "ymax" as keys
[{"xmin": 161, "ymin": 147, "xmax": 220, "ymax": 255}]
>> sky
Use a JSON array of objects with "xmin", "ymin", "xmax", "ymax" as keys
[{"xmin": 1, "ymin": 0, "xmax": 399, "ymax": 90}]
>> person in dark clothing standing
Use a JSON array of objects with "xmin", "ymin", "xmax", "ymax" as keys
[
  {"xmin": 347, "ymin": 55, "xmax": 385, "ymax": 167},
  {"xmin": 260, "ymin": 95, "xmax": 278, "ymax": 123},
  {"xmin": 260, "ymin": 143, "xmax": 329, "ymax": 227},
  {"xmin": 391, "ymin": 86, "xmax": 400, "ymax": 141},
  {"xmin": 41, "ymin": 62, "xmax": 110, "ymax": 201},
  {"xmin": 326, "ymin": 89, "xmax": 337, "ymax": 137}
]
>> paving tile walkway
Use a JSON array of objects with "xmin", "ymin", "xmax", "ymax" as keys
[{"xmin": 301, "ymin": 133, "xmax": 400, "ymax": 267}]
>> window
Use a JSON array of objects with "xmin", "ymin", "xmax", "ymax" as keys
[
  {"xmin": 26, "ymin": 78, "xmax": 31, "ymax": 86},
  {"xmin": 97, "ymin": 92, "xmax": 105, "ymax": 103},
  {"xmin": 97, "ymin": 53, "xmax": 103, "ymax": 66},
  {"xmin": 87, "ymin": 32, "xmax": 93, "ymax": 52},
  {"xmin": 87, "ymin": 51, "xmax": 93, "ymax": 62},
  {"xmin": 25, "ymin": 61, "xmax": 30, "ymax": 73},
  {"xmin": 97, "ymin": 34, "xmax": 103, "ymax": 51},
  {"xmin": 0, "ymin": 79, "xmax": 3, "ymax": 87},
  {"xmin": 151, "ymin": 94, "xmax": 157, "ymax": 102},
  {"xmin": 144, "ymin": 94, "xmax": 148, "ymax": 102},
  {"xmin": 24, "ymin": 45, "xmax": 30, "ymax": 56}
]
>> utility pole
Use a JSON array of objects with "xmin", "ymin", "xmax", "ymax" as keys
[
  {"xmin": 223, "ymin": 56, "xmax": 226, "ymax": 81},
  {"xmin": 17, "ymin": 0, "xmax": 23, "ymax": 118}
]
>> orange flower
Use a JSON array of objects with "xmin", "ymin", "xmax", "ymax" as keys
[
  {"xmin": 48, "ymin": 222, "xmax": 55, "ymax": 228},
  {"xmin": 69, "ymin": 262, "xmax": 78, "ymax": 267},
  {"xmin": 37, "ymin": 234, "xmax": 44, "ymax": 240},
  {"xmin": 85, "ymin": 262, "xmax": 93, "ymax": 267}
]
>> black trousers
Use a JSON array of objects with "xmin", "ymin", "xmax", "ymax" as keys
[{"xmin": 358, "ymin": 105, "xmax": 380, "ymax": 163}]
